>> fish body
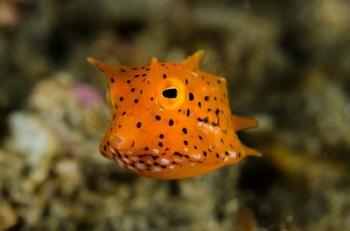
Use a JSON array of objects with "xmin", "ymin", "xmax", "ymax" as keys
[{"xmin": 88, "ymin": 51, "xmax": 259, "ymax": 180}]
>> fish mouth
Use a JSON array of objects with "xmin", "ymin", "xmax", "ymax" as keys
[
  {"xmin": 99, "ymin": 135, "xmax": 122, "ymax": 160},
  {"xmin": 100, "ymin": 142, "xmax": 123, "ymax": 161}
]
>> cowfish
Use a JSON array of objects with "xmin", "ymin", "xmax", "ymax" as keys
[{"xmin": 87, "ymin": 51, "xmax": 259, "ymax": 180}]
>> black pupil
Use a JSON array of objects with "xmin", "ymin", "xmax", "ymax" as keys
[{"xmin": 162, "ymin": 88, "xmax": 177, "ymax": 98}]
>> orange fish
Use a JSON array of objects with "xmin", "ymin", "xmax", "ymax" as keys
[{"xmin": 87, "ymin": 51, "xmax": 259, "ymax": 180}]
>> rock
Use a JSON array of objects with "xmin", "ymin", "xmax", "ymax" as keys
[
  {"xmin": 5, "ymin": 112, "xmax": 60, "ymax": 167},
  {"xmin": 0, "ymin": 202, "xmax": 18, "ymax": 230}
]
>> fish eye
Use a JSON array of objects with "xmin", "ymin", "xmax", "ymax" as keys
[
  {"xmin": 158, "ymin": 78, "xmax": 186, "ymax": 110},
  {"xmin": 162, "ymin": 88, "xmax": 178, "ymax": 98}
]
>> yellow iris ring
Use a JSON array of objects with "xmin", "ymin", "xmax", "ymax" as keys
[{"xmin": 158, "ymin": 78, "xmax": 186, "ymax": 110}]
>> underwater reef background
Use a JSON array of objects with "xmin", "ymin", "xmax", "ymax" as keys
[{"xmin": 0, "ymin": 0, "xmax": 350, "ymax": 230}]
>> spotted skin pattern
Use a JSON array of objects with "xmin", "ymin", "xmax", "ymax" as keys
[{"xmin": 87, "ymin": 51, "xmax": 259, "ymax": 180}]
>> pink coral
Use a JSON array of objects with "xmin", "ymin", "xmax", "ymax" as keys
[{"xmin": 72, "ymin": 84, "xmax": 103, "ymax": 107}]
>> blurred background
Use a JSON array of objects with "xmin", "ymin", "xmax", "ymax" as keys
[{"xmin": 0, "ymin": 0, "xmax": 349, "ymax": 230}]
